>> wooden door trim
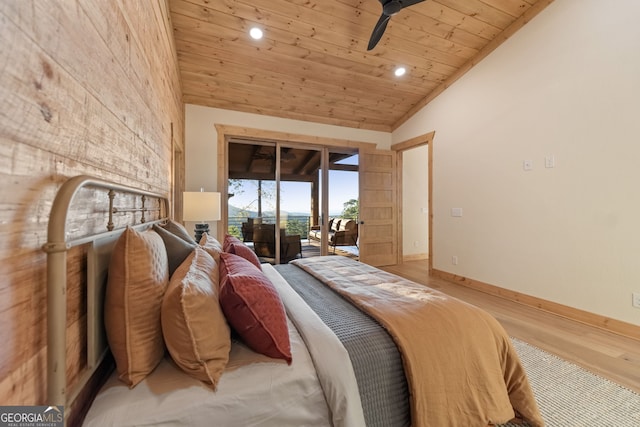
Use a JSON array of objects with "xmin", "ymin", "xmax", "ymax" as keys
[{"xmin": 391, "ymin": 131, "xmax": 435, "ymax": 274}]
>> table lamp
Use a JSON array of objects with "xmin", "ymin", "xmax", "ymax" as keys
[{"xmin": 183, "ymin": 189, "xmax": 221, "ymax": 242}]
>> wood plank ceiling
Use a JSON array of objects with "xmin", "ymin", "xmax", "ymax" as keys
[{"xmin": 169, "ymin": 0, "xmax": 552, "ymax": 132}]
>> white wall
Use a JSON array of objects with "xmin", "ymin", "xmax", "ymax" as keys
[
  {"xmin": 394, "ymin": 0, "xmax": 640, "ymax": 325},
  {"xmin": 402, "ymin": 145, "xmax": 429, "ymax": 258},
  {"xmin": 185, "ymin": 104, "xmax": 392, "ymax": 237}
]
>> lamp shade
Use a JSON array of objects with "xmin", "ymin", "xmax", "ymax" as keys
[{"xmin": 183, "ymin": 191, "xmax": 221, "ymax": 222}]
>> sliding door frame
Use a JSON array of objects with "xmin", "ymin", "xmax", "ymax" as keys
[{"xmin": 216, "ymin": 125, "xmax": 377, "ymax": 260}]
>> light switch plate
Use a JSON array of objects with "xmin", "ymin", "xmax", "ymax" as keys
[{"xmin": 545, "ymin": 155, "xmax": 555, "ymax": 168}]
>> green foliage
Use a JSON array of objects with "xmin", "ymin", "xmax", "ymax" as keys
[
  {"xmin": 341, "ymin": 199, "xmax": 359, "ymax": 220},
  {"xmin": 285, "ymin": 217, "xmax": 309, "ymax": 238},
  {"xmin": 227, "ymin": 224, "xmax": 241, "ymax": 239}
]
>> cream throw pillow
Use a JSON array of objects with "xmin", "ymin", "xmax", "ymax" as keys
[
  {"xmin": 199, "ymin": 232, "xmax": 223, "ymax": 262},
  {"xmin": 198, "ymin": 232, "xmax": 223, "ymax": 293},
  {"xmin": 162, "ymin": 246, "xmax": 231, "ymax": 387},
  {"xmin": 104, "ymin": 227, "xmax": 169, "ymax": 387}
]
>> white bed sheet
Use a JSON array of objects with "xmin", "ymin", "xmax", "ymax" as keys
[
  {"xmin": 83, "ymin": 316, "xmax": 332, "ymax": 427},
  {"xmin": 262, "ymin": 264, "xmax": 365, "ymax": 427}
]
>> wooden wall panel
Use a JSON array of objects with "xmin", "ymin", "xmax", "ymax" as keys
[{"xmin": 0, "ymin": 0, "xmax": 184, "ymax": 413}]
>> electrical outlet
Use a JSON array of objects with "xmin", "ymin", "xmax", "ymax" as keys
[
  {"xmin": 633, "ymin": 292, "xmax": 640, "ymax": 308},
  {"xmin": 452, "ymin": 256, "xmax": 458, "ymax": 265}
]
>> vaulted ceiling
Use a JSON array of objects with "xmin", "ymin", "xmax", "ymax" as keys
[{"xmin": 169, "ymin": 0, "xmax": 552, "ymax": 132}]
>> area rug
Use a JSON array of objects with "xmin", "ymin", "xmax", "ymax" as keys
[{"xmin": 498, "ymin": 338, "xmax": 640, "ymax": 426}]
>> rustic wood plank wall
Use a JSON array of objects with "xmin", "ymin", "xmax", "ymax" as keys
[{"xmin": 0, "ymin": 0, "xmax": 184, "ymax": 408}]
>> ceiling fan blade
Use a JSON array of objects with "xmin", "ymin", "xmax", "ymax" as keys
[
  {"xmin": 399, "ymin": 0, "xmax": 425, "ymax": 7},
  {"xmin": 367, "ymin": 14, "xmax": 391, "ymax": 51}
]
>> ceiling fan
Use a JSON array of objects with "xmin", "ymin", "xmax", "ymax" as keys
[{"xmin": 367, "ymin": 0, "xmax": 426, "ymax": 51}]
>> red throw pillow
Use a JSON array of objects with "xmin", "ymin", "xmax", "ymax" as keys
[
  {"xmin": 228, "ymin": 242, "xmax": 262, "ymax": 269},
  {"xmin": 223, "ymin": 234, "xmax": 243, "ymax": 252},
  {"xmin": 219, "ymin": 253, "xmax": 291, "ymax": 363}
]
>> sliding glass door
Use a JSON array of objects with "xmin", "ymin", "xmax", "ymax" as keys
[
  {"xmin": 227, "ymin": 139, "xmax": 359, "ymax": 263},
  {"xmin": 227, "ymin": 141, "xmax": 276, "ymax": 249}
]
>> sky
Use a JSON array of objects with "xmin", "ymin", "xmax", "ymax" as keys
[{"xmin": 229, "ymin": 170, "xmax": 358, "ymax": 215}]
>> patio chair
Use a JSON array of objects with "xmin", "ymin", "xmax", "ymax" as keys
[{"xmin": 252, "ymin": 223, "xmax": 302, "ymax": 264}]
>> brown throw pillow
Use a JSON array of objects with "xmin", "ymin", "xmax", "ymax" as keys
[
  {"xmin": 162, "ymin": 246, "xmax": 231, "ymax": 388},
  {"xmin": 104, "ymin": 227, "xmax": 169, "ymax": 387}
]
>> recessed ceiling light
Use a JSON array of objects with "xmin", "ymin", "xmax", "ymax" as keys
[
  {"xmin": 249, "ymin": 27, "xmax": 263, "ymax": 40},
  {"xmin": 394, "ymin": 67, "xmax": 406, "ymax": 77}
]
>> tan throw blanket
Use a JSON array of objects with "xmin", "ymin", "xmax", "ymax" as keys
[{"xmin": 291, "ymin": 257, "xmax": 544, "ymax": 427}]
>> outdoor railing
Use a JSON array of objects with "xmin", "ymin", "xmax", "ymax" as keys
[{"xmin": 228, "ymin": 215, "xmax": 312, "ymax": 240}]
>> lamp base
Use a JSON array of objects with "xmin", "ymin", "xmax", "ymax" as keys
[{"xmin": 193, "ymin": 223, "xmax": 209, "ymax": 243}]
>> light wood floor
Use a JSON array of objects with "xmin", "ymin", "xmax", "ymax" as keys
[{"xmin": 381, "ymin": 260, "xmax": 640, "ymax": 394}]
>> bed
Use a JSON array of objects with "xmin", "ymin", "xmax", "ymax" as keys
[{"xmin": 44, "ymin": 176, "xmax": 543, "ymax": 427}]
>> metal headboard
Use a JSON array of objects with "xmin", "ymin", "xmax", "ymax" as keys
[{"xmin": 42, "ymin": 175, "xmax": 169, "ymax": 419}]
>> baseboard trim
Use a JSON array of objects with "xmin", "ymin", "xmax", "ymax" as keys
[
  {"xmin": 432, "ymin": 269, "xmax": 640, "ymax": 341},
  {"xmin": 403, "ymin": 253, "xmax": 428, "ymax": 262}
]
